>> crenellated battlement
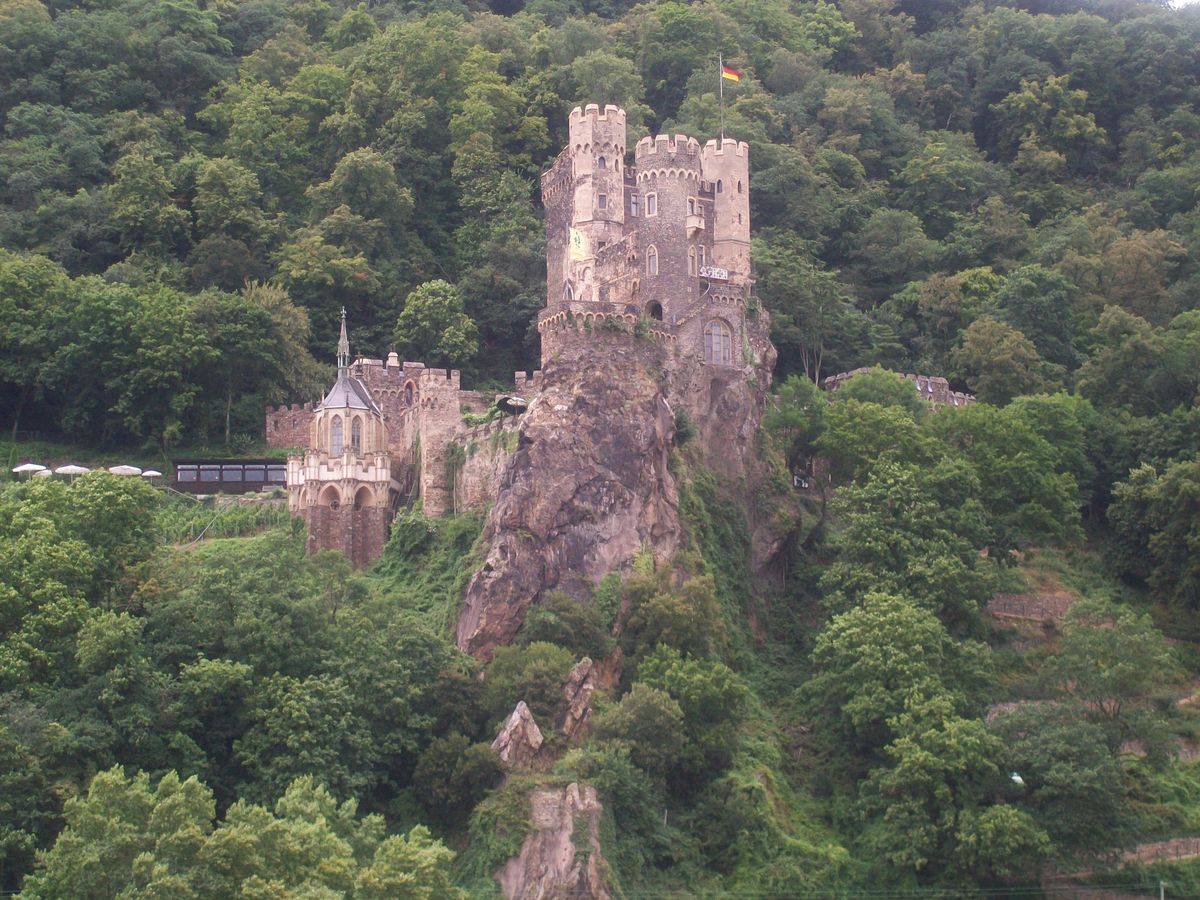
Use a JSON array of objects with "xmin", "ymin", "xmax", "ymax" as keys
[
  {"xmin": 635, "ymin": 134, "xmax": 702, "ymax": 159},
  {"xmin": 701, "ymin": 138, "xmax": 749, "ymax": 158},
  {"xmin": 569, "ymin": 103, "xmax": 626, "ymax": 125}
]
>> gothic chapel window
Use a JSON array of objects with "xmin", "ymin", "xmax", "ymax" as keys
[
  {"xmin": 351, "ymin": 416, "xmax": 362, "ymax": 453},
  {"xmin": 331, "ymin": 415, "xmax": 343, "ymax": 455},
  {"xmin": 704, "ymin": 320, "xmax": 732, "ymax": 365}
]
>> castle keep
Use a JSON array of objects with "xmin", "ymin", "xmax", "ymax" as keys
[{"xmin": 268, "ymin": 104, "xmax": 772, "ymax": 568}]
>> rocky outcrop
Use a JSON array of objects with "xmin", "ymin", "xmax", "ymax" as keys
[
  {"xmin": 492, "ymin": 701, "xmax": 544, "ymax": 769},
  {"xmin": 495, "ymin": 783, "xmax": 611, "ymax": 900},
  {"xmin": 457, "ymin": 337, "xmax": 681, "ymax": 659},
  {"xmin": 556, "ymin": 658, "xmax": 596, "ymax": 741}
]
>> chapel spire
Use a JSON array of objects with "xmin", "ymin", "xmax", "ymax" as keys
[{"xmin": 337, "ymin": 307, "xmax": 350, "ymax": 370}]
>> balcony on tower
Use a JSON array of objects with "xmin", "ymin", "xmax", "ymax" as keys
[{"xmin": 686, "ymin": 212, "xmax": 705, "ymax": 236}]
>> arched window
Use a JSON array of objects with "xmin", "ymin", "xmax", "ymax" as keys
[
  {"xmin": 688, "ymin": 246, "xmax": 697, "ymax": 275},
  {"xmin": 564, "ymin": 282, "xmax": 574, "ymax": 301},
  {"xmin": 646, "ymin": 246, "xmax": 658, "ymax": 276},
  {"xmin": 716, "ymin": 179, "xmax": 723, "ymax": 193},
  {"xmin": 404, "ymin": 383, "xmax": 414, "ymax": 405},
  {"xmin": 597, "ymin": 156, "xmax": 607, "ymax": 169},
  {"xmin": 330, "ymin": 415, "xmax": 343, "ymax": 455},
  {"xmin": 737, "ymin": 180, "xmax": 743, "ymax": 193},
  {"xmin": 704, "ymin": 320, "xmax": 732, "ymax": 366},
  {"xmin": 647, "ymin": 301, "xmax": 663, "ymax": 321},
  {"xmin": 351, "ymin": 416, "xmax": 362, "ymax": 453}
]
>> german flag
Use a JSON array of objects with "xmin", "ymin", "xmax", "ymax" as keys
[{"xmin": 721, "ymin": 64, "xmax": 741, "ymax": 82}]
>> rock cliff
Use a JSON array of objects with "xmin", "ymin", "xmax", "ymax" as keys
[
  {"xmin": 456, "ymin": 336, "xmax": 681, "ymax": 659},
  {"xmin": 494, "ymin": 783, "xmax": 611, "ymax": 900},
  {"xmin": 456, "ymin": 324, "xmax": 779, "ymax": 660}
]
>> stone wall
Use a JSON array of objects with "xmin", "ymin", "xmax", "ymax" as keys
[
  {"xmin": 303, "ymin": 504, "xmax": 389, "ymax": 569},
  {"xmin": 265, "ymin": 402, "xmax": 316, "ymax": 449}
]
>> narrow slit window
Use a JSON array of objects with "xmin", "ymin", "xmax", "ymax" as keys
[
  {"xmin": 688, "ymin": 247, "xmax": 697, "ymax": 275},
  {"xmin": 598, "ymin": 193, "xmax": 607, "ymax": 210}
]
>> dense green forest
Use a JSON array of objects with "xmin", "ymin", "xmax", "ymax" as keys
[{"xmin": 3, "ymin": 0, "xmax": 1200, "ymax": 895}]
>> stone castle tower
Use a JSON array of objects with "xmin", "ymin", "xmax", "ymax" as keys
[
  {"xmin": 539, "ymin": 103, "xmax": 754, "ymax": 369},
  {"xmin": 285, "ymin": 311, "xmax": 398, "ymax": 568}
]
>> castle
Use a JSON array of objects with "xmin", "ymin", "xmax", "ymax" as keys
[{"xmin": 267, "ymin": 104, "xmax": 767, "ymax": 568}]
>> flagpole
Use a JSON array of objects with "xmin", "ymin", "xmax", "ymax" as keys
[{"xmin": 718, "ymin": 54, "xmax": 725, "ymax": 140}]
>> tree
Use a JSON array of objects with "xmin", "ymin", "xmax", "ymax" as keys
[
  {"xmin": 816, "ymin": 398, "xmax": 940, "ymax": 483},
  {"xmin": 951, "ymin": 318, "xmax": 1064, "ymax": 405},
  {"xmin": 858, "ymin": 697, "xmax": 1049, "ymax": 883},
  {"xmin": 21, "ymin": 768, "xmax": 465, "ymax": 898},
  {"xmin": 483, "ymin": 641, "xmax": 574, "ymax": 727},
  {"xmin": 592, "ymin": 684, "xmax": 685, "ymax": 783},
  {"xmin": 637, "ymin": 645, "xmax": 748, "ymax": 786},
  {"xmin": 994, "ymin": 265, "xmax": 1078, "ymax": 369},
  {"xmin": 1046, "ymin": 598, "xmax": 1179, "ymax": 751},
  {"xmin": 894, "ymin": 133, "xmax": 1007, "ymax": 239},
  {"xmin": 763, "ymin": 374, "xmax": 827, "ymax": 473},
  {"xmin": 990, "ymin": 702, "xmax": 1126, "ymax": 858},
  {"xmin": 393, "ymin": 280, "xmax": 479, "ymax": 369},
  {"xmin": 832, "ymin": 367, "xmax": 928, "ymax": 420},
  {"xmin": 756, "ymin": 232, "xmax": 862, "ymax": 382},
  {"xmin": 992, "ymin": 74, "xmax": 1107, "ymax": 172},
  {"xmin": 411, "ymin": 734, "xmax": 502, "ymax": 828},
  {"xmin": 803, "ymin": 593, "xmax": 991, "ymax": 762},
  {"xmin": 820, "ymin": 458, "xmax": 994, "ymax": 632},
  {"xmin": 1109, "ymin": 460, "xmax": 1200, "ymax": 608},
  {"xmin": 108, "ymin": 146, "xmax": 190, "ymax": 256},
  {"xmin": 931, "ymin": 403, "xmax": 1082, "ymax": 554}
]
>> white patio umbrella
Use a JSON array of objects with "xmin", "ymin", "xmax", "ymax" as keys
[
  {"xmin": 54, "ymin": 464, "xmax": 91, "ymax": 477},
  {"xmin": 108, "ymin": 464, "xmax": 142, "ymax": 476},
  {"xmin": 141, "ymin": 469, "xmax": 163, "ymax": 479},
  {"xmin": 11, "ymin": 462, "xmax": 46, "ymax": 475}
]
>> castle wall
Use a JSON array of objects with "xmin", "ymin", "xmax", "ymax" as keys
[{"xmin": 266, "ymin": 402, "xmax": 316, "ymax": 449}]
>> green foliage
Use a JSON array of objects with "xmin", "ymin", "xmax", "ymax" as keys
[
  {"xmin": 802, "ymin": 593, "xmax": 991, "ymax": 765},
  {"xmin": 591, "ymin": 684, "xmax": 685, "ymax": 783},
  {"xmin": 21, "ymin": 767, "xmax": 465, "ymax": 899},
  {"xmin": 518, "ymin": 591, "xmax": 609, "ymax": 661},
  {"xmin": 412, "ymin": 734, "xmax": 502, "ymax": 829},
  {"xmin": 393, "ymin": 280, "xmax": 480, "ymax": 370},
  {"xmin": 483, "ymin": 641, "xmax": 575, "ymax": 728},
  {"xmin": 638, "ymin": 645, "xmax": 749, "ymax": 787}
]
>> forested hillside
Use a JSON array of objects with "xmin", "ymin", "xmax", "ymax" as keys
[{"xmin": 3, "ymin": 0, "xmax": 1200, "ymax": 896}]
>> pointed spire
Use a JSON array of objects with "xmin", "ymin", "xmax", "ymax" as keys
[{"xmin": 337, "ymin": 306, "xmax": 350, "ymax": 370}]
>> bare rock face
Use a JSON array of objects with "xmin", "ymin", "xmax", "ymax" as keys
[
  {"xmin": 556, "ymin": 658, "xmax": 596, "ymax": 741},
  {"xmin": 491, "ymin": 701, "xmax": 544, "ymax": 769},
  {"xmin": 457, "ymin": 338, "xmax": 681, "ymax": 659},
  {"xmin": 495, "ymin": 783, "xmax": 611, "ymax": 900}
]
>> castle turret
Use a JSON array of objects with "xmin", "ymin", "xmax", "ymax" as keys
[
  {"xmin": 700, "ymin": 139, "xmax": 751, "ymax": 284},
  {"xmin": 634, "ymin": 134, "xmax": 704, "ymax": 322}
]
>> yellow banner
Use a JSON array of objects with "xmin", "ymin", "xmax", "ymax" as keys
[{"xmin": 569, "ymin": 227, "xmax": 587, "ymax": 261}]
